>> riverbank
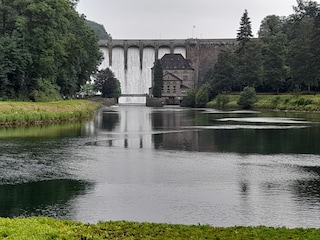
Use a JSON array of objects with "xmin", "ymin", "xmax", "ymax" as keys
[
  {"xmin": 207, "ymin": 94, "xmax": 320, "ymax": 111},
  {"xmin": 0, "ymin": 100, "xmax": 101, "ymax": 126},
  {"xmin": 0, "ymin": 217, "xmax": 319, "ymax": 239}
]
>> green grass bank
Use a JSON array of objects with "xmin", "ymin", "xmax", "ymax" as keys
[
  {"xmin": 207, "ymin": 94, "xmax": 320, "ymax": 111},
  {"xmin": 0, "ymin": 217, "xmax": 319, "ymax": 240},
  {"xmin": 0, "ymin": 100, "xmax": 101, "ymax": 126}
]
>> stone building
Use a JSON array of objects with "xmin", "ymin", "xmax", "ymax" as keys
[{"xmin": 151, "ymin": 53, "xmax": 195, "ymax": 104}]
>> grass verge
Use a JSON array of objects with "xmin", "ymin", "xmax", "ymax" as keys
[
  {"xmin": 207, "ymin": 94, "xmax": 320, "ymax": 111},
  {"xmin": 0, "ymin": 217, "xmax": 319, "ymax": 240},
  {"xmin": 0, "ymin": 100, "xmax": 101, "ymax": 126}
]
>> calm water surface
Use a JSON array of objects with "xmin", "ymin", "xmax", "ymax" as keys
[{"xmin": 1, "ymin": 106, "xmax": 320, "ymax": 228}]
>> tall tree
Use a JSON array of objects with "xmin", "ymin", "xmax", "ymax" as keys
[
  {"xmin": 235, "ymin": 40, "xmax": 263, "ymax": 89},
  {"xmin": 237, "ymin": 9, "xmax": 253, "ymax": 45},
  {"xmin": 311, "ymin": 12, "xmax": 320, "ymax": 84},
  {"xmin": 286, "ymin": 0, "xmax": 320, "ymax": 92},
  {"xmin": 258, "ymin": 15, "xmax": 284, "ymax": 39},
  {"xmin": 0, "ymin": 0, "xmax": 101, "ymax": 100},
  {"xmin": 293, "ymin": 0, "xmax": 320, "ymax": 20},
  {"xmin": 262, "ymin": 34, "xmax": 288, "ymax": 93},
  {"xmin": 207, "ymin": 50, "xmax": 236, "ymax": 95},
  {"xmin": 152, "ymin": 59, "xmax": 163, "ymax": 98}
]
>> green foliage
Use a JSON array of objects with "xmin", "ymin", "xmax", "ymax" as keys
[
  {"xmin": 287, "ymin": 17, "xmax": 315, "ymax": 92},
  {"xmin": 1, "ymin": 217, "xmax": 320, "ymax": 239},
  {"xmin": 203, "ymin": 1, "xmax": 320, "ymax": 95},
  {"xmin": 216, "ymin": 94, "xmax": 230, "ymax": 108},
  {"xmin": 237, "ymin": 86, "xmax": 257, "ymax": 109},
  {"xmin": 79, "ymin": 83, "xmax": 95, "ymax": 97},
  {"xmin": 153, "ymin": 59, "xmax": 163, "ymax": 98},
  {"xmin": 0, "ymin": 0, "xmax": 101, "ymax": 101},
  {"xmin": 86, "ymin": 19, "xmax": 112, "ymax": 40},
  {"xmin": 237, "ymin": 9, "xmax": 253, "ymax": 44},
  {"xmin": 208, "ymin": 94, "xmax": 320, "ymax": 111},
  {"xmin": 258, "ymin": 15, "xmax": 284, "ymax": 39},
  {"xmin": 294, "ymin": 97, "xmax": 313, "ymax": 106},
  {"xmin": 0, "ymin": 100, "xmax": 101, "ymax": 126},
  {"xmin": 182, "ymin": 89, "xmax": 197, "ymax": 107},
  {"xmin": 93, "ymin": 68, "xmax": 121, "ymax": 98},
  {"xmin": 206, "ymin": 50, "xmax": 236, "ymax": 95},
  {"xmin": 235, "ymin": 39, "xmax": 264, "ymax": 89},
  {"xmin": 29, "ymin": 78, "xmax": 62, "ymax": 102},
  {"xmin": 262, "ymin": 33, "xmax": 288, "ymax": 93},
  {"xmin": 195, "ymin": 86, "xmax": 209, "ymax": 108}
]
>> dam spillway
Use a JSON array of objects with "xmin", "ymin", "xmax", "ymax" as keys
[{"xmin": 98, "ymin": 39, "xmax": 236, "ymax": 104}]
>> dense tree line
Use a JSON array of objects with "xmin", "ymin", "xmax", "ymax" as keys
[
  {"xmin": 0, "ymin": 0, "xmax": 101, "ymax": 101},
  {"xmin": 204, "ymin": 0, "xmax": 320, "ymax": 98}
]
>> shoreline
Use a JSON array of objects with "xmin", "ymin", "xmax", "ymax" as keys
[
  {"xmin": 207, "ymin": 94, "xmax": 320, "ymax": 112},
  {"xmin": 0, "ymin": 100, "xmax": 101, "ymax": 127},
  {"xmin": 0, "ymin": 217, "xmax": 319, "ymax": 239}
]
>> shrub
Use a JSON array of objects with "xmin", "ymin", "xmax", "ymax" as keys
[
  {"xmin": 195, "ymin": 87, "xmax": 209, "ymax": 108},
  {"xmin": 271, "ymin": 96, "xmax": 281, "ymax": 109},
  {"xmin": 237, "ymin": 86, "xmax": 257, "ymax": 109},
  {"xmin": 294, "ymin": 97, "xmax": 313, "ymax": 106},
  {"xmin": 182, "ymin": 89, "xmax": 197, "ymax": 107},
  {"xmin": 216, "ymin": 94, "xmax": 230, "ymax": 108}
]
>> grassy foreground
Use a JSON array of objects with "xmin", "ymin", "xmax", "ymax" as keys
[
  {"xmin": 0, "ymin": 217, "xmax": 319, "ymax": 240},
  {"xmin": 207, "ymin": 94, "xmax": 320, "ymax": 111},
  {"xmin": 0, "ymin": 100, "xmax": 101, "ymax": 126}
]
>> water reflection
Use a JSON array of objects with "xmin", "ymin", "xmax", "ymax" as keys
[
  {"xmin": 87, "ymin": 106, "xmax": 320, "ymax": 154},
  {"xmin": 0, "ymin": 179, "xmax": 92, "ymax": 218},
  {"xmin": 1, "ymin": 106, "xmax": 320, "ymax": 227},
  {"xmin": 0, "ymin": 122, "xmax": 85, "ymax": 139}
]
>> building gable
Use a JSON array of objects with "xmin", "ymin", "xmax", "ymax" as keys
[{"xmin": 163, "ymin": 72, "xmax": 182, "ymax": 82}]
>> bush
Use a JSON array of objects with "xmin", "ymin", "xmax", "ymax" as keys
[
  {"xmin": 216, "ymin": 94, "xmax": 230, "ymax": 108},
  {"xmin": 195, "ymin": 87, "xmax": 209, "ymax": 108},
  {"xmin": 29, "ymin": 78, "xmax": 62, "ymax": 102},
  {"xmin": 237, "ymin": 86, "xmax": 257, "ymax": 109},
  {"xmin": 294, "ymin": 97, "xmax": 313, "ymax": 106},
  {"xmin": 181, "ymin": 89, "xmax": 197, "ymax": 107}
]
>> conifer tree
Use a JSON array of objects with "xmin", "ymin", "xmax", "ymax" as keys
[
  {"xmin": 237, "ymin": 9, "xmax": 253, "ymax": 45},
  {"xmin": 153, "ymin": 59, "xmax": 163, "ymax": 98}
]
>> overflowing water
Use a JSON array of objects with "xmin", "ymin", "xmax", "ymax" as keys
[
  {"xmin": 100, "ymin": 46, "xmax": 187, "ymax": 104},
  {"xmin": 1, "ymin": 106, "xmax": 320, "ymax": 228}
]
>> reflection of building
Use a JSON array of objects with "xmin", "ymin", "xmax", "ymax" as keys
[
  {"xmin": 151, "ymin": 54, "xmax": 195, "ymax": 104},
  {"xmin": 153, "ymin": 111, "xmax": 199, "ymax": 151}
]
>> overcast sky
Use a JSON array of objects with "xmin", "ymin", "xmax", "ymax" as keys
[{"xmin": 76, "ymin": 0, "xmax": 298, "ymax": 39}]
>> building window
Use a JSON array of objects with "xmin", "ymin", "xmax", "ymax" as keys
[
  {"xmin": 173, "ymin": 85, "xmax": 176, "ymax": 93},
  {"xmin": 167, "ymin": 85, "xmax": 170, "ymax": 94}
]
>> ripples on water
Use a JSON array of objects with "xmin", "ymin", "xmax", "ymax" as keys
[{"xmin": 1, "ymin": 106, "xmax": 320, "ymax": 228}]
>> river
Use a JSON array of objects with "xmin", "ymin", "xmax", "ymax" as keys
[{"xmin": 1, "ymin": 105, "xmax": 320, "ymax": 228}]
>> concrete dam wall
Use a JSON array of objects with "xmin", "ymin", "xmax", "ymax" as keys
[{"xmin": 98, "ymin": 39, "xmax": 236, "ymax": 104}]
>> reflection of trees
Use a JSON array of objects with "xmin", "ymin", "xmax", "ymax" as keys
[
  {"xmin": 207, "ymin": 127, "xmax": 320, "ymax": 154},
  {"xmin": 101, "ymin": 111, "xmax": 119, "ymax": 131},
  {"xmin": 291, "ymin": 166, "xmax": 320, "ymax": 204},
  {"xmin": 0, "ymin": 122, "xmax": 85, "ymax": 139},
  {"xmin": 0, "ymin": 179, "xmax": 92, "ymax": 218}
]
